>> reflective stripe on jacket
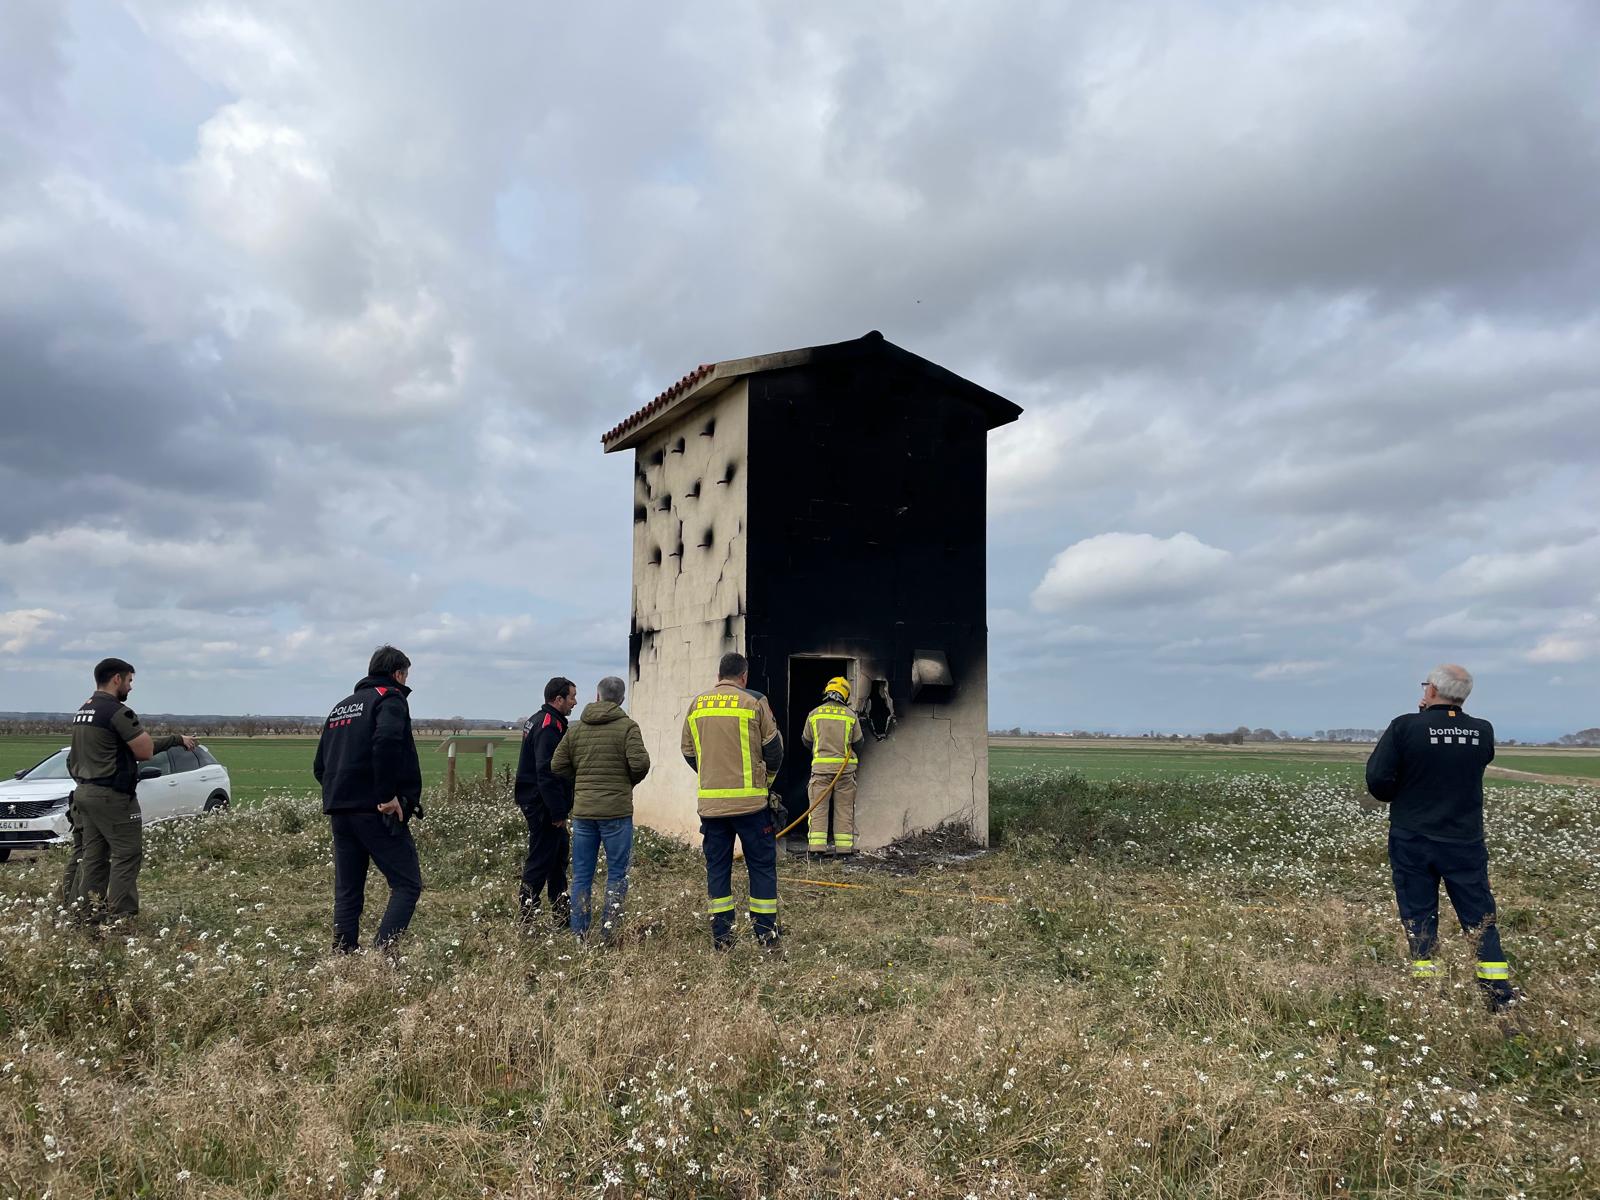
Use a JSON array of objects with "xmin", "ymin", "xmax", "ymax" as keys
[
  {"xmin": 802, "ymin": 702, "xmax": 861, "ymax": 767},
  {"xmin": 681, "ymin": 682, "xmax": 781, "ymax": 817}
]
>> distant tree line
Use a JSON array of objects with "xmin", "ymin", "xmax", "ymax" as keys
[
  {"xmin": 1560, "ymin": 728, "xmax": 1600, "ymax": 746},
  {"xmin": 0, "ymin": 714, "xmax": 506, "ymax": 738}
]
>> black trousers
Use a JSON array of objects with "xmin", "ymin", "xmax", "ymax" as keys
[
  {"xmin": 1389, "ymin": 828, "xmax": 1511, "ymax": 1001},
  {"xmin": 518, "ymin": 804, "xmax": 569, "ymax": 917},
  {"xmin": 330, "ymin": 811, "xmax": 423, "ymax": 952},
  {"xmin": 702, "ymin": 808, "xmax": 779, "ymax": 947}
]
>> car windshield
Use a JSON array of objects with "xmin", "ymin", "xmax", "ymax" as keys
[{"xmin": 19, "ymin": 749, "xmax": 71, "ymax": 781}]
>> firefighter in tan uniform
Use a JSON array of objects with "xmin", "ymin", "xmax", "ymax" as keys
[
  {"xmin": 681, "ymin": 651, "xmax": 784, "ymax": 948},
  {"xmin": 801, "ymin": 677, "xmax": 863, "ymax": 854}
]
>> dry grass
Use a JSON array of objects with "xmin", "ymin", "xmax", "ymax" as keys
[{"xmin": 1, "ymin": 771, "xmax": 1596, "ymax": 1198}]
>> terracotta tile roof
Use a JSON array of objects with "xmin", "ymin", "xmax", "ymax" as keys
[{"xmin": 600, "ymin": 362, "xmax": 715, "ymax": 447}]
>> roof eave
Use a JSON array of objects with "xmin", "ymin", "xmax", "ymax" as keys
[{"xmin": 601, "ymin": 331, "xmax": 1022, "ymax": 452}]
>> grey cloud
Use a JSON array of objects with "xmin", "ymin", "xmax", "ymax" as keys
[
  {"xmin": 0, "ymin": 0, "xmax": 66, "ymax": 119},
  {"xmin": 4, "ymin": 1, "xmax": 1599, "ymax": 737}
]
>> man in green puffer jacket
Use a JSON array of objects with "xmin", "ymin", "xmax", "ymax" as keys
[{"xmin": 551, "ymin": 676, "xmax": 651, "ymax": 941}]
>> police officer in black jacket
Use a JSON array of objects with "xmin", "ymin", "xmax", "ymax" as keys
[
  {"xmin": 1366, "ymin": 663, "xmax": 1513, "ymax": 1009},
  {"xmin": 513, "ymin": 676, "xmax": 577, "ymax": 924},
  {"xmin": 313, "ymin": 645, "xmax": 425, "ymax": 953}
]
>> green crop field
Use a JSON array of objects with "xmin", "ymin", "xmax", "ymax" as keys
[
  {"xmin": 8, "ymin": 735, "xmax": 1597, "ymax": 810},
  {"xmin": 989, "ymin": 740, "xmax": 1366, "ymax": 783},
  {"xmin": 1485, "ymin": 751, "xmax": 1600, "ymax": 780},
  {"xmin": 0, "ymin": 734, "xmax": 516, "ymax": 808},
  {"xmin": 989, "ymin": 738, "xmax": 1600, "ymax": 784}
]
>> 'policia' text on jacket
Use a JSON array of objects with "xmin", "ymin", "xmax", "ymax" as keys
[{"xmin": 313, "ymin": 674, "xmax": 424, "ymax": 815}]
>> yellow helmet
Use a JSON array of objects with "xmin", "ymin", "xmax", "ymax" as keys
[{"xmin": 824, "ymin": 676, "xmax": 851, "ymax": 703}]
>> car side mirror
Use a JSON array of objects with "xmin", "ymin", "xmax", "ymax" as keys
[
  {"xmin": 12, "ymin": 770, "xmax": 23, "ymax": 780},
  {"xmin": 137, "ymin": 766, "xmax": 162, "ymax": 781}
]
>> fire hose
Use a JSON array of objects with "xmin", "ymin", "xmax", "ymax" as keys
[{"xmin": 773, "ymin": 755, "xmax": 848, "ymax": 841}]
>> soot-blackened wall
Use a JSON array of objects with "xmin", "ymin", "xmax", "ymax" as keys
[{"xmin": 745, "ymin": 357, "xmax": 992, "ymax": 845}]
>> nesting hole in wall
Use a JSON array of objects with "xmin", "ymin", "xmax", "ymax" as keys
[
  {"xmin": 687, "ymin": 480, "xmax": 702, "ymax": 499},
  {"xmin": 669, "ymin": 540, "xmax": 684, "ymax": 559},
  {"xmin": 698, "ymin": 525, "xmax": 714, "ymax": 548},
  {"xmin": 649, "ymin": 546, "xmax": 662, "ymax": 566},
  {"xmin": 657, "ymin": 492, "xmax": 672, "ymax": 512},
  {"xmin": 718, "ymin": 459, "xmax": 739, "ymax": 485},
  {"xmin": 633, "ymin": 504, "xmax": 647, "ymax": 523},
  {"xmin": 648, "ymin": 448, "xmax": 665, "ymax": 467},
  {"xmin": 701, "ymin": 417, "xmax": 716, "ymax": 438},
  {"xmin": 671, "ymin": 437, "xmax": 686, "ymax": 454}
]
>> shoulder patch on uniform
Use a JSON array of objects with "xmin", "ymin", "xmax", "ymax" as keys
[
  {"xmin": 542, "ymin": 713, "xmax": 553, "ymax": 728},
  {"xmin": 375, "ymin": 687, "xmax": 388, "ymax": 696},
  {"xmin": 124, "ymin": 708, "xmax": 139, "ymax": 721}
]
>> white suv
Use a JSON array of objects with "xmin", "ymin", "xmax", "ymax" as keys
[{"xmin": 0, "ymin": 745, "xmax": 232, "ymax": 862}]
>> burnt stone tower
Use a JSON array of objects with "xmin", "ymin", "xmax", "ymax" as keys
[{"xmin": 601, "ymin": 331, "xmax": 1022, "ymax": 849}]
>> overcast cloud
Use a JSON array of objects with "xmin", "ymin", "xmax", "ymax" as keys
[{"xmin": 1, "ymin": 0, "xmax": 1596, "ymax": 738}]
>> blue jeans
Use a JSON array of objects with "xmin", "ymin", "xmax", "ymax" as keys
[{"xmin": 569, "ymin": 817, "xmax": 633, "ymax": 939}]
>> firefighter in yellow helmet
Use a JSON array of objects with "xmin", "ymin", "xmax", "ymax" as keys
[
  {"xmin": 680, "ymin": 651, "xmax": 784, "ymax": 948},
  {"xmin": 801, "ymin": 676, "xmax": 863, "ymax": 854}
]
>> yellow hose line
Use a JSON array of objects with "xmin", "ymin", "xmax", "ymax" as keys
[
  {"xmin": 784, "ymin": 875, "xmax": 1013, "ymax": 905},
  {"xmin": 774, "ymin": 755, "xmax": 848, "ymax": 840},
  {"xmin": 781, "ymin": 874, "xmax": 1291, "ymax": 914}
]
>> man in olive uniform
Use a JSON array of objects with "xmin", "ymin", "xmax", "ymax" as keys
[
  {"xmin": 67, "ymin": 657, "xmax": 198, "ymax": 920},
  {"xmin": 681, "ymin": 652, "xmax": 784, "ymax": 948},
  {"xmin": 800, "ymin": 676, "xmax": 863, "ymax": 855}
]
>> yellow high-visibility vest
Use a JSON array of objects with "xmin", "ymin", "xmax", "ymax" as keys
[
  {"xmin": 686, "ymin": 691, "xmax": 767, "ymax": 800},
  {"xmin": 805, "ymin": 703, "xmax": 860, "ymax": 767}
]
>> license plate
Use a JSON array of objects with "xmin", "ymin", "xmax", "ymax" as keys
[{"xmin": 0, "ymin": 820, "xmax": 29, "ymax": 830}]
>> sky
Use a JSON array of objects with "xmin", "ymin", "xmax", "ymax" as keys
[{"xmin": 1, "ymin": 1, "xmax": 1597, "ymax": 739}]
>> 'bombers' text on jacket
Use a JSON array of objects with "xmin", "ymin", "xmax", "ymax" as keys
[
  {"xmin": 681, "ymin": 682, "xmax": 784, "ymax": 818},
  {"xmin": 551, "ymin": 701, "xmax": 651, "ymax": 820},
  {"xmin": 1366, "ymin": 702, "xmax": 1495, "ymax": 843},
  {"xmin": 313, "ymin": 674, "xmax": 424, "ymax": 814}
]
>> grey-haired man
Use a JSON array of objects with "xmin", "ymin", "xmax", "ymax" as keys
[{"xmin": 1366, "ymin": 664, "xmax": 1513, "ymax": 1010}]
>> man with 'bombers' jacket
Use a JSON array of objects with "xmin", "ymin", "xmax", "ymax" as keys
[
  {"xmin": 1365, "ymin": 663, "xmax": 1514, "ymax": 1010},
  {"xmin": 514, "ymin": 676, "xmax": 577, "ymax": 925},
  {"xmin": 313, "ymin": 645, "xmax": 425, "ymax": 954}
]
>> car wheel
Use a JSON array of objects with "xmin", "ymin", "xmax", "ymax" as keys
[
  {"xmin": 204, "ymin": 791, "xmax": 230, "ymax": 812},
  {"xmin": 0, "ymin": 847, "xmax": 11, "ymax": 863}
]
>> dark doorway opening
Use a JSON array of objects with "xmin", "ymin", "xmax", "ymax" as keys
[{"xmin": 779, "ymin": 655, "xmax": 853, "ymax": 844}]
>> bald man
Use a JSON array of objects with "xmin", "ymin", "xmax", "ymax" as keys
[{"xmin": 1365, "ymin": 664, "xmax": 1513, "ymax": 1011}]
